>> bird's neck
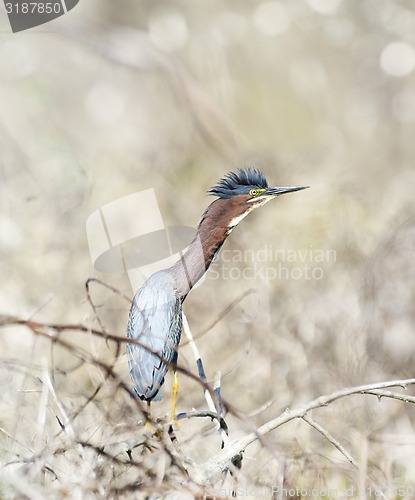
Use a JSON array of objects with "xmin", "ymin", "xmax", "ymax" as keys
[{"xmin": 171, "ymin": 201, "xmax": 231, "ymax": 299}]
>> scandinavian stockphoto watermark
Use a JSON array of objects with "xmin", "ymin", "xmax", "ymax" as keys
[
  {"xmin": 209, "ymin": 245, "xmax": 336, "ymax": 282},
  {"xmin": 3, "ymin": 0, "xmax": 79, "ymax": 33}
]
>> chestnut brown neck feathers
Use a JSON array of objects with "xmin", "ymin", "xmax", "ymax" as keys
[{"xmin": 171, "ymin": 195, "xmax": 251, "ymax": 298}]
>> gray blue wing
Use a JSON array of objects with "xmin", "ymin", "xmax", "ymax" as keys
[{"xmin": 126, "ymin": 273, "xmax": 182, "ymax": 401}]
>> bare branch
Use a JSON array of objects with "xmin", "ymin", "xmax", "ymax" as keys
[
  {"xmin": 191, "ymin": 378, "xmax": 415, "ymax": 484},
  {"xmin": 362, "ymin": 389, "xmax": 415, "ymax": 404},
  {"xmin": 302, "ymin": 415, "xmax": 359, "ymax": 468},
  {"xmin": 3, "ymin": 314, "xmax": 415, "ymax": 493}
]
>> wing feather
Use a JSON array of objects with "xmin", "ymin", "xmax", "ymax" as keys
[{"xmin": 126, "ymin": 271, "xmax": 182, "ymax": 401}]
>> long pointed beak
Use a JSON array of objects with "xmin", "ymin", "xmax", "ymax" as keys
[{"xmin": 265, "ymin": 185, "xmax": 310, "ymax": 196}]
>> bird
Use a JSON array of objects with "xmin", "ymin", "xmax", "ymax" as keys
[{"xmin": 126, "ymin": 167, "xmax": 308, "ymax": 421}]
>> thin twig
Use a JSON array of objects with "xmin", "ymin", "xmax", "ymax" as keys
[
  {"xmin": 42, "ymin": 367, "xmax": 76, "ymax": 440},
  {"xmin": 85, "ymin": 277, "xmax": 132, "ymax": 304},
  {"xmin": 0, "ymin": 316, "xmax": 223, "ymax": 423},
  {"xmin": 188, "ymin": 288, "xmax": 256, "ymax": 343},
  {"xmin": 4, "ymin": 314, "xmax": 415, "ymax": 493},
  {"xmin": 213, "ymin": 371, "xmax": 223, "ymax": 416},
  {"xmin": 191, "ymin": 377, "xmax": 415, "ymax": 483},
  {"xmin": 302, "ymin": 414, "xmax": 359, "ymax": 468},
  {"xmin": 362, "ymin": 389, "xmax": 415, "ymax": 404},
  {"xmin": 182, "ymin": 312, "xmax": 218, "ymax": 415},
  {"xmin": 247, "ymin": 398, "xmax": 275, "ymax": 418},
  {"xmin": 182, "ymin": 313, "xmax": 229, "ymax": 447}
]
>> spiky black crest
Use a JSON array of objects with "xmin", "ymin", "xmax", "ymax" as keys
[{"xmin": 208, "ymin": 167, "xmax": 268, "ymax": 199}]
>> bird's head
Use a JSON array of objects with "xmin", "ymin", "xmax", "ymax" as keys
[{"xmin": 208, "ymin": 167, "xmax": 309, "ymax": 229}]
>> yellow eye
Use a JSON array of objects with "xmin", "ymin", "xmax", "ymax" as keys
[{"xmin": 249, "ymin": 188, "xmax": 265, "ymax": 197}]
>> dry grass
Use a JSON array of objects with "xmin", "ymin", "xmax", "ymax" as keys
[
  {"xmin": 1, "ymin": 1, "xmax": 415, "ymax": 498},
  {"xmin": 1, "ymin": 304, "xmax": 415, "ymax": 498}
]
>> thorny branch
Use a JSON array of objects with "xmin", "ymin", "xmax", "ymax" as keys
[
  {"xmin": 301, "ymin": 414, "xmax": 359, "ymax": 468},
  {"xmin": 1, "ymin": 314, "xmax": 415, "ymax": 491},
  {"xmin": 191, "ymin": 377, "xmax": 415, "ymax": 484}
]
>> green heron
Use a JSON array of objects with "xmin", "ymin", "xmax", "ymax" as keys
[{"xmin": 126, "ymin": 168, "xmax": 308, "ymax": 420}]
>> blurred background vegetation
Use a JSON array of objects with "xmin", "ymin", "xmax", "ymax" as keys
[{"xmin": 1, "ymin": 0, "xmax": 415, "ymax": 497}]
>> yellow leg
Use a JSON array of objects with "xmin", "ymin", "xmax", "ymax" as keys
[
  {"xmin": 144, "ymin": 401, "xmax": 152, "ymax": 428},
  {"xmin": 171, "ymin": 370, "xmax": 179, "ymax": 422}
]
